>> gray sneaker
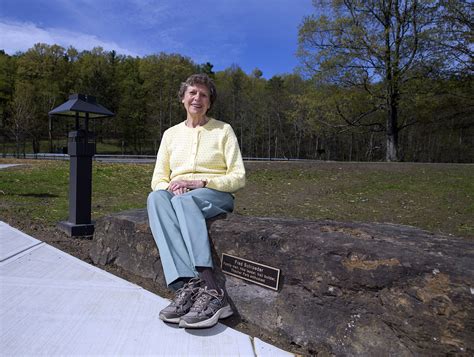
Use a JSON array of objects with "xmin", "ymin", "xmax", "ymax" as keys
[
  {"xmin": 159, "ymin": 278, "xmax": 203, "ymax": 323},
  {"xmin": 178, "ymin": 287, "xmax": 233, "ymax": 329}
]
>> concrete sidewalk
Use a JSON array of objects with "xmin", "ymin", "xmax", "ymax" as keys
[{"xmin": 0, "ymin": 221, "xmax": 292, "ymax": 356}]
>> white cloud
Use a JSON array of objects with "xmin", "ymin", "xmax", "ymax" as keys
[
  {"xmin": 0, "ymin": 19, "xmax": 139, "ymax": 56},
  {"xmin": 126, "ymin": 0, "xmax": 174, "ymax": 28}
]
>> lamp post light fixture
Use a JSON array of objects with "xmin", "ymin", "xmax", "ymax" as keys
[{"xmin": 49, "ymin": 94, "xmax": 114, "ymax": 237}]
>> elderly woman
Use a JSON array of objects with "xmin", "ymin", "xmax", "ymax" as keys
[{"xmin": 147, "ymin": 73, "xmax": 245, "ymax": 329}]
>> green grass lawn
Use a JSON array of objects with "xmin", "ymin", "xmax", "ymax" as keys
[{"xmin": 0, "ymin": 159, "xmax": 472, "ymax": 239}]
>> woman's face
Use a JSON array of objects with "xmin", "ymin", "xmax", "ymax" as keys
[{"xmin": 182, "ymin": 84, "xmax": 211, "ymax": 117}]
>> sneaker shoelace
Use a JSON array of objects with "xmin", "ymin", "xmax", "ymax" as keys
[
  {"xmin": 172, "ymin": 278, "xmax": 202, "ymax": 306},
  {"xmin": 191, "ymin": 288, "xmax": 221, "ymax": 312}
]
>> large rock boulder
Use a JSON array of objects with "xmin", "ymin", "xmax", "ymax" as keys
[
  {"xmin": 90, "ymin": 209, "xmax": 163, "ymax": 281},
  {"xmin": 90, "ymin": 209, "xmax": 474, "ymax": 356}
]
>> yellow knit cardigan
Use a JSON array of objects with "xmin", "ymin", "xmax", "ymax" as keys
[{"xmin": 151, "ymin": 118, "xmax": 246, "ymax": 193}]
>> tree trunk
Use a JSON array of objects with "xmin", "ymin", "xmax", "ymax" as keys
[
  {"xmin": 15, "ymin": 137, "xmax": 20, "ymax": 158},
  {"xmin": 382, "ymin": 2, "xmax": 401, "ymax": 162},
  {"xmin": 49, "ymin": 116, "xmax": 53, "ymax": 153},
  {"xmin": 386, "ymin": 102, "xmax": 399, "ymax": 162},
  {"xmin": 349, "ymin": 132, "xmax": 353, "ymax": 161},
  {"xmin": 274, "ymin": 136, "xmax": 278, "ymax": 158},
  {"xmin": 240, "ymin": 113, "xmax": 244, "ymax": 155},
  {"xmin": 267, "ymin": 118, "xmax": 271, "ymax": 158},
  {"xmin": 32, "ymin": 138, "xmax": 40, "ymax": 154}
]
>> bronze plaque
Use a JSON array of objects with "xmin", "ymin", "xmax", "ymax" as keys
[{"xmin": 221, "ymin": 253, "xmax": 280, "ymax": 291}]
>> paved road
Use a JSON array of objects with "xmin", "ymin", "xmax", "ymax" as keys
[{"xmin": 0, "ymin": 164, "xmax": 22, "ymax": 169}]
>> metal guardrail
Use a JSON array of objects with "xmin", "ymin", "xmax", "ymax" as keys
[
  {"xmin": 0, "ymin": 153, "xmax": 157, "ymax": 162},
  {"xmin": 1, "ymin": 153, "xmax": 69, "ymax": 160},
  {"xmin": 1, "ymin": 153, "xmax": 315, "ymax": 163}
]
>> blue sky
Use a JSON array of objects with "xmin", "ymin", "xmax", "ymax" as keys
[{"xmin": 0, "ymin": 0, "xmax": 315, "ymax": 78}]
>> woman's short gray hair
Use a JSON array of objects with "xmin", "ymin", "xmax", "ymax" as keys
[{"xmin": 178, "ymin": 74, "xmax": 217, "ymax": 111}]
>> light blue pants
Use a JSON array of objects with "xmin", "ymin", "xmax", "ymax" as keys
[{"xmin": 147, "ymin": 188, "xmax": 234, "ymax": 287}]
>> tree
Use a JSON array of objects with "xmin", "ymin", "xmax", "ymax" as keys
[
  {"xmin": 9, "ymin": 81, "xmax": 36, "ymax": 156},
  {"xmin": 399, "ymin": 75, "xmax": 473, "ymax": 162},
  {"xmin": 298, "ymin": 0, "xmax": 441, "ymax": 161},
  {"xmin": 435, "ymin": 0, "xmax": 473, "ymax": 75},
  {"xmin": 246, "ymin": 72, "xmax": 268, "ymax": 157},
  {"xmin": 140, "ymin": 53, "xmax": 197, "ymax": 151},
  {"xmin": 15, "ymin": 43, "xmax": 71, "ymax": 152},
  {"xmin": 251, "ymin": 68, "xmax": 263, "ymax": 79},
  {"xmin": 116, "ymin": 57, "xmax": 147, "ymax": 154},
  {"xmin": 213, "ymin": 65, "xmax": 248, "ymax": 154},
  {"xmin": 198, "ymin": 62, "xmax": 215, "ymax": 77},
  {"xmin": 266, "ymin": 76, "xmax": 290, "ymax": 158},
  {"xmin": 0, "ymin": 51, "xmax": 17, "ymax": 155}
]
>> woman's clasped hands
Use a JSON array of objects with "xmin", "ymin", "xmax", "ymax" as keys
[{"xmin": 168, "ymin": 179, "xmax": 206, "ymax": 196}]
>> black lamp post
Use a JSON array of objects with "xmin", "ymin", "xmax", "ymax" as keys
[{"xmin": 49, "ymin": 94, "xmax": 114, "ymax": 237}]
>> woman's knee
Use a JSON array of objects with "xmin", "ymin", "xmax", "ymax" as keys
[
  {"xmin": 147, "ymin": 190, "xmax": 172, "ymax": 207},
  {"xmin": 170, "ymin": 193, "xmax": 192, "ymax": 206}
]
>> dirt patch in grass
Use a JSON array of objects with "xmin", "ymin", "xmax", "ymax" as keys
[{"xmin": 236, "ymin": 161, "xmax": 473, "ymax": 239}]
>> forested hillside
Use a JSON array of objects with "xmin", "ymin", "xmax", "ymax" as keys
[{"xmin": 1, "ymin": 1, "xmax": 472, "ymax": 162}]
